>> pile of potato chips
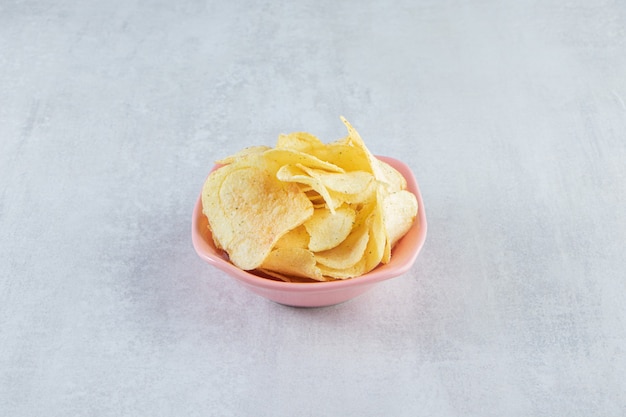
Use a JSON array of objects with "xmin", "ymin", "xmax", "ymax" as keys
[{"xmin": 202, "ymin": 117, "xmax": 418, "ymax": 282}]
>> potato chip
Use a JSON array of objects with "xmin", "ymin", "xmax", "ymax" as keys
[
  {"xmin": 339, "ymin": 116, "xmax": 406, "ymax": 191},
  {"xmin": 314, "ymin": 222, "xmax": 369, "ymax": 269},
  {"xmin": 278, "ymin": 128, "xmax": 372, "ymax": 172},
  {"xmin": 312, "ymin": 143, "xmax": 371, "ymax": 172},
  {"xmin": 373, "ymin": 158, "xmax": 407, "ymax": 193},
  {"xmin": 257, "ymin": 268, "xmax": 326, "ymax": 283},
  {"xmin": 306, "ymin": 169, "xmax": 373, "ymax": 195},
  {"xmin": 318, "ymin": 261, "xmax": 366, "ymax": 280},
  {"xmin": 273, "ymin": 225, "xmax": 310, "ymax": 250},
  {"xmin": 317, "ymin": 227, "xmax": 382, "ymax": 279},
  {"xmin": 263, "ymin": 148, "xmax": 344, "ymax": 173},
  {"xmin": 382, "ymin": 190, "xmax": 418, "ymax": 250},
  {"xmin": 276, "ymin": 131, "xmax": 325, "ymax": 153},
  {"xmin": 216, "ymin": 145, "xmax": 271, "ymax": 165},
  {"xmin": 295, "ymin": 164, "xmax": 376, "ymax": 212},
  {"xmin": 304, "ymin": 206, "xmax": 356, "ymax": 252},
  {"xmin": 260, "ymin": 247, "xmax": 323, "ymax": 281},
  {"xmin": 372, "ymin": 189, "xmax": 394, "ymax": 264},
  {"xmin": 202, "ymin": 163, "xmax": 313, "ymax": 270},
  {"xmin": 328, "ymin": 187, "xmax": 376, "ymax": 207},
  {"xmin": 276, "ymin": 164, "xmax": 339, "ymax": 212}
]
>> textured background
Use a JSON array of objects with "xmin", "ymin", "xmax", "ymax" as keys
[{"xmin": 1, "ymin": 1, "xmax": 625, "ymax": 416}]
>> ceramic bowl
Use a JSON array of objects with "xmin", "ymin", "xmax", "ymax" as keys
[{"xmin": 191, "ymin": 155, "xmax": 427, "ymax": 307}]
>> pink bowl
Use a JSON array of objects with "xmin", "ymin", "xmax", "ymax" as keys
[{"xmin": 191, "ymin": 156, "xmax": 427, "ymax": 307}]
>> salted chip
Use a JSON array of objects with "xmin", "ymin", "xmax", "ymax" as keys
[
  {"xmin": 304, "ymin": 206, "xmax": 356, "ymax": 252},
  {"xmin": 260, "ymin": 247, "xmax": 323, "ymax": 281},
  {"xmin": 328, "ymin": 186, "xmax": 376, "ymax": 207},
  {"xmin": 318, "ymin": 261, "xmax": 367, "ymax": 280},
  {"xmin": 202, "ymin": 163, "xmax": 313, "ymax": 270},
  {"xmin": 276, "ymin": 132, "xmax": 325, "ymax": 153},
  {"xmin": 316, "ymin": 170, "xmax": 376, "ymax": 206},
  {"xmin": 317, "ymin": 210, "xmax": 384, "ymax": 279},
  {"xmin": 306, "ymin": 170, "xmax": 373, "ymax": 195},
  {"xmin": 314, "ymin": 222, "xmax": 370, "ymax": 270},
  {"xmin": 339, "ymin": 116, "xmax": 406, "ymax": 191},
  {"xmin": 373, "ymin": 158, "xmax": 407, "ymax": 193},
  {"xmin": 216, "ymin": 145, "xmax": 271, "ymax": 165},
  {"xmin": 276, "ymin": 164, "xmax": 339, "ymax": 212},
  {"xmin": 339, "ymin": 116, "xmax": 375, "ymax": 170},
  {"xmin": 258, "ymin": 269, "xmax": 327, "ymax": 283},
  {"xmin": 312, "ymin": 142, "xmax": 371, "ymax": 172},
  {"xmin": 263, "ymin": 148, "xmax": 344, "ymax": 173},
  {"xmin": 363, "ymin": 199, "xmax": 388, "ymax": 268},
  {"xmin": 273, "ymin": 225, "xmax": 310, "ymax": 250},
  {"xmin": 382, "ymin": 190, "xmax": 418, "ymax": 250},
  {"xmin": 201, "ymin": 116, "xmax": 418, "ymax": 282},
  {"xmin": 278, "ymin": 128, "xmax": 371, "ymax": 172}
]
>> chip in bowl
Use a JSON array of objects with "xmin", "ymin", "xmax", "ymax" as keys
[{"xmin": 200, "ymin": 117, "xmax": 418, "ymax": 282}]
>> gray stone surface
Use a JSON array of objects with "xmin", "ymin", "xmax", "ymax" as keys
[{"xmin": 1, "ymin": 1, "xmax": 625, "ymax": 416}]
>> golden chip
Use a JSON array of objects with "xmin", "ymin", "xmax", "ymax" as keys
[
  {"xmin": 276, "ymin": 131, "xmax": 325, "ymax": 153},
  {"xmin": 202, "ymin": 161, "xmax": 313, "ymax": 270},
  {"xmin": 314, "ymin": 222, "xmax": 370, "ymax": 270},
  {"xmin": 216, "ymin": 145, "xmax": 271, "ymax": 165},
  {"xmin": 273, "ymin": 225, "xmax": 310, "ymax": 250},
  {"xmin": 263, "ymin": 148, "xmax": 344, "ymax": 173},
  {"xmin": 276, "ymin": 164, "xmax": 339, "ymax": 212},
  {"xmin": 201, "ymin": 116, "xmax": 418, "ymax": 281},
  {"xmin": 382, "ymin": 190, "xmax": 419, "ymax": 250},
  {"xmin": 304, "ymin": 206, "xmax": 356, "ymax": 252},
  {"xmin": 260, "ymin": 247, "xmax": 322, "ymax": 281}
]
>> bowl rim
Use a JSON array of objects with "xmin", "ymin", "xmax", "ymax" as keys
[{"xmin": 191, "ymin": 155, "xmax": 427, "ymax": 291}]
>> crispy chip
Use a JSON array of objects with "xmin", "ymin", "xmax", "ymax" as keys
[
  {"xmin": 276, "ymin": 164, "xmax": 339, "ymax": 212},
  {"xmin": 382, "ymin": 190, "xmax": 418, "ymax": 250},
  {"xmin": 202, "ymin": 163, "xmax": 313, "ymax": 270},
  {"xmin": 201, "ymin": 117, "xmax": 418, "ymax": 281},
  {"xmin": 273, "ymin": 225, "xmax": 310, "ymax": 250},
  {"xmin": 215, "ymin": 145, "xmax": 271, "ymax": 165},
  {"xmin": 306, "ymin": 169, "xmax": 374, "ymax": 195},
  {"xmin": 314, "ymin": 222, "xmax": 370, "ymax": 269},
  {"xmin": 304, "ymin": 206, "xmax": 356, "ymax": 252},
  {"xmin": 312, "ymin": 143, "xmax": 371, "ymax": 172},
  {"xmin": 257, "ymin": 268, "xmax": 328, "ymax": 283},
  {"xmin": 339, "ymin": 116, "xmax": 406, "ymax": 191},
  {"xmin": 369, "ymin": 191, "xmax": 392, "ymax": 265},
  {"xmin": 260, "ymin": 247, "xmax": 323, "ymax": 281},
  {"xmin": 276, "ymin": 132, "xmax": 325, "ymax": 153},
  {"xmin": 263, "ymin": 148, "xmax": 344, "ymax": 173},
  {"xmin": 373, "ymin": 158, "xmax": 407, "ymax": 193}
]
